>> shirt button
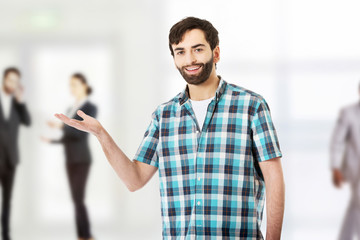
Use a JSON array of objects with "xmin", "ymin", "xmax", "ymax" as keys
[
  {"xmin": 197, "ymin": 201, "xmax": 201, "ymax": 206},
  {"xmin": 196, "ymin": 130, "xmax": 200, "ymax": 134},
  {"xmin": 197, "ymin": 177, "xmax": 201, "ymax": 181}
]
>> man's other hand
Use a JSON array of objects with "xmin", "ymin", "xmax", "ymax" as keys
[{"xmin": 333, "ymin": 169, "xmax": 345, "ymax": 188}]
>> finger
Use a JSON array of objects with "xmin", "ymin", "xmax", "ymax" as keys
[
  {"xmin": 69, "ymin": 119, "xmax": 83, "ymax": 126},
  {"xmin": 55, "ymin": 113, "xmax": 90, "ymax": 132},
  {"xmin": 54, "ymin": 113, "xmax": 71, "ymax": 124},
  {"xmin": 55, "ymin": 114, "xmax": 81, "ymax": 128},
  {"xmin": 55, "ymin": 113, "xmax": 86, "ymax": 129}
]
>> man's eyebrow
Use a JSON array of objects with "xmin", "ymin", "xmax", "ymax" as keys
[
  {"xmin": 192, "ymin": 44, "xmax": 206, "ymax": 48},
  {"xmin": 174, "ymin": 47, "xmax": 184, "ymax": 52},
  {"xmin": 174, "ymin": 44, "xmax": 206, "ymax": 52}
]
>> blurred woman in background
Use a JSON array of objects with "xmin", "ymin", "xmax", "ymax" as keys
[{"xmin": 43, "ymin": 73, "xmax": 97, "ymax": 240}]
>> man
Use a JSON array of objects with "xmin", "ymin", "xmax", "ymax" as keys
[
  {"xmin": 0, "ymin": 67, "xmax": 31, "ymax": 240},
  {"xmin": 56, "ymin": 17, "xmax": 285, "ymax": 239},
  {"xmin": 330, "ymin": 83, "xmax": 360, "ymax": 239}
]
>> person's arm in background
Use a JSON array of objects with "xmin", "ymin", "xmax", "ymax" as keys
[
  {"xmin": 55, "ymin": 110, "xmax": 158, "ymax": 192},
  {"xmin": 259, "ymin": 157, "xmax": 285, "ymax": 240},
  {"xmin": 330, "ymin": 108, "xmax": 349, "ymax": 188},
  {"xmin": 14, "ymin": 83, "xmax": 31, "ymax": 126}
]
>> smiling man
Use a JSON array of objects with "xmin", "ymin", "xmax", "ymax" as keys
[{"xmin": 55, "ymin": 17, "xmax": 285, "ymax": 239}]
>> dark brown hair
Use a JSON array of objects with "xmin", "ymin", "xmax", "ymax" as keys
[
  {"xmin": 3, "ymin": 67, "xmax": 21, "ymax": 79},
  {"xmin": 169, "ymin": 17, "xmax": 219, "ymax": 56},
  {"xmin": 72, "ymin": 73, "xmax": 92, "ymax": 95}
]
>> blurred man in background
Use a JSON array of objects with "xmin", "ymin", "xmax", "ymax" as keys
[
  {"xmin": 55, "ymin": 17, "xmax": 285, "ymax": 239},
  {"xmin": 330, "ymin": 82, "xmax": 360, "ymax": 239},
  {"xmin": 0, "ymin": 67, "xmax": 31, "ymax": 240}
]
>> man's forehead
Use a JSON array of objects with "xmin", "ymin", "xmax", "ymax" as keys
[
  {"xmin": 173, "ymin": 29, "xmax": 209, "ymax": 48},
  {"xmin": 7, "ymin": 73, "xmax": 19, "ymax": 80}
]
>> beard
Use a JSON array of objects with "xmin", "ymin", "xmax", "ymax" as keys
[{"xmin": 177, "ymin": 54, "xmax": 214, "ymax": 85}]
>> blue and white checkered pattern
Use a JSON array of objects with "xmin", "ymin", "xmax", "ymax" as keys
[{"xmin": 134, "ymin": 78, "xmax": 282, "ymax": 239}]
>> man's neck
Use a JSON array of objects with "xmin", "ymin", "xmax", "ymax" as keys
[{"xmin": 187, "ymin": 73, "xmax": 220, "ymax": 101}]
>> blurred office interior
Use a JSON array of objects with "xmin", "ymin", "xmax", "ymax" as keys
[{"xmin": 0, "ymin": 0, "xmax": 360, "ymax": 239}]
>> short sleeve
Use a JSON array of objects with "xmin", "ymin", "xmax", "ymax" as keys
[
  {"xmin": 251, "ymin": 99, "xmax": 282, "ymax": 162},
  {"xmin": 133, "ymin": 109, "xmax": 160, "ymax": 168}
]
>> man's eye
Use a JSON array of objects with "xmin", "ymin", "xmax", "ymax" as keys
[
  {"xmin": 195, "ymin": 48, "xmax": 203, "ymax": 52},
  {"xmin": 176, "ymin": 51, "xmax": 185, "ymax": 55}
]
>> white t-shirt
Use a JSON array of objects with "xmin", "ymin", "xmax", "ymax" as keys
[
  {"xmin": 0, "ymin": 89, "xmax": 12, "ymax": 120},
  {"xmin": 189, "ymin": 97, "xmax": 214, "ymax": 131}
]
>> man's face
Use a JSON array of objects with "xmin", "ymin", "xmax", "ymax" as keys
[
  {"xmin": 3, "ymin": 72, "xmax": 20, "ymax": 94},
  {"xmin": 172, "ymin": 29, "xmax": 219, "ymax": 85}
]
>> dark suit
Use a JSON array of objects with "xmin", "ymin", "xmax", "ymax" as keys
[
  {"xmin": 53, "ymin": 101, "xmax": 97, "ymax": 239},
  {"xmin": 0, "ymin": 96, "xmax": 31, "ymax": 240}
]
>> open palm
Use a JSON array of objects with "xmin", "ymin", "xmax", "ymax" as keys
[{"xmin": 55, "ymin": 110, "xmax": 102, "ymax": 136}]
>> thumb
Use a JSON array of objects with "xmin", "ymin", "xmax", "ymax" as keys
[{"xmin": 77, "ymin": 110, "xmax": 88, "ymax": 120}]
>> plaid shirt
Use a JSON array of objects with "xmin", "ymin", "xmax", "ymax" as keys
[{"xmin": 134, "ymin": 78, "xmax": 282, "ymax": 239}]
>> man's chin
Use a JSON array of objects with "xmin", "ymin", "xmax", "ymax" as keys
[
  {"xmin": 184, "ymin": 77, "xmax": 208, "ymax": 85},
  {"xmin": 3, "ymin": 89, "xmax": 14, "ymax": 94}
]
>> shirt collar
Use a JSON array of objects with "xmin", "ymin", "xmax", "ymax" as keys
[{"xmin": 178, "ymin": 76, "xmax": 227, "ymax": 106}]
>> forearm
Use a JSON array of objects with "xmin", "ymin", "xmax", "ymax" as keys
[
  {"xmin": 265, "ymin": 173, "xmax": 285, "ymax": 240},
  {"xmin": 54, "ymin": 110, "xmax": 156, "ymax": 191},
  {"xmin": 95, "ymin": 127, "xmax": 141, "ymax": 191}
]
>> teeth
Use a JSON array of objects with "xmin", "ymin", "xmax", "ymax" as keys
[{"xmin": 186, "ymin": 66, "xmax": 201, "ymax": 71}]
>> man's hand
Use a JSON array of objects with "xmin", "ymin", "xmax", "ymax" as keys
[
  {"xmin": 14, "ymin": 84, "xmax": 24, "ymax": 103},
  {"xmin": 55, "ymin": 110, "xmax": 102, "ymax": 136},
  {"xmin": 55, "ymin": 110, "xmax": 158, "ymax": 192},
  {"xmin": 332, "ymin": 169, "xmax": 344, "ymax": 188}
]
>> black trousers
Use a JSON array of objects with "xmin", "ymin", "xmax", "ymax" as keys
[
  {"xmin": 0, "ymin": 164, "xmax": 16, "ymax": 240},
  {"xmin": 66, "ymin": 163, "xmax": 92, "ymax": 239}
]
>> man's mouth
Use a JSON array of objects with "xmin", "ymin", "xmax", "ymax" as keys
[{"xmin": 184, "ymin": 65, "xmax": 202, "ymax": 74}]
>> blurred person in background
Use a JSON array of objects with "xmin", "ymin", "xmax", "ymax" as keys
[
  {"xmin": 42, "ymin": 73, "xmax": 97, "ymax": 240},
  {"xmin": 0, "ymin": 67, "xmax": 31, "ymax": 240},
  {"xmin": 330, "ymin": 82, "xmax": 360, "ymax": 240},
  {"xmin": 54, "ymin": 17, "xmax": 285, "ymax": 239}
]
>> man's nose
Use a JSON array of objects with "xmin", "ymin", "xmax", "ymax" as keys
[{"xmin": 185, "ymin": 52, "xmax": 196, "ymax": 65}]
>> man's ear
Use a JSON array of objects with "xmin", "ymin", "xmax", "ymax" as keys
[{"xmin": 213, "ymin": 46, "xmax": 220, "ymax": 64}]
